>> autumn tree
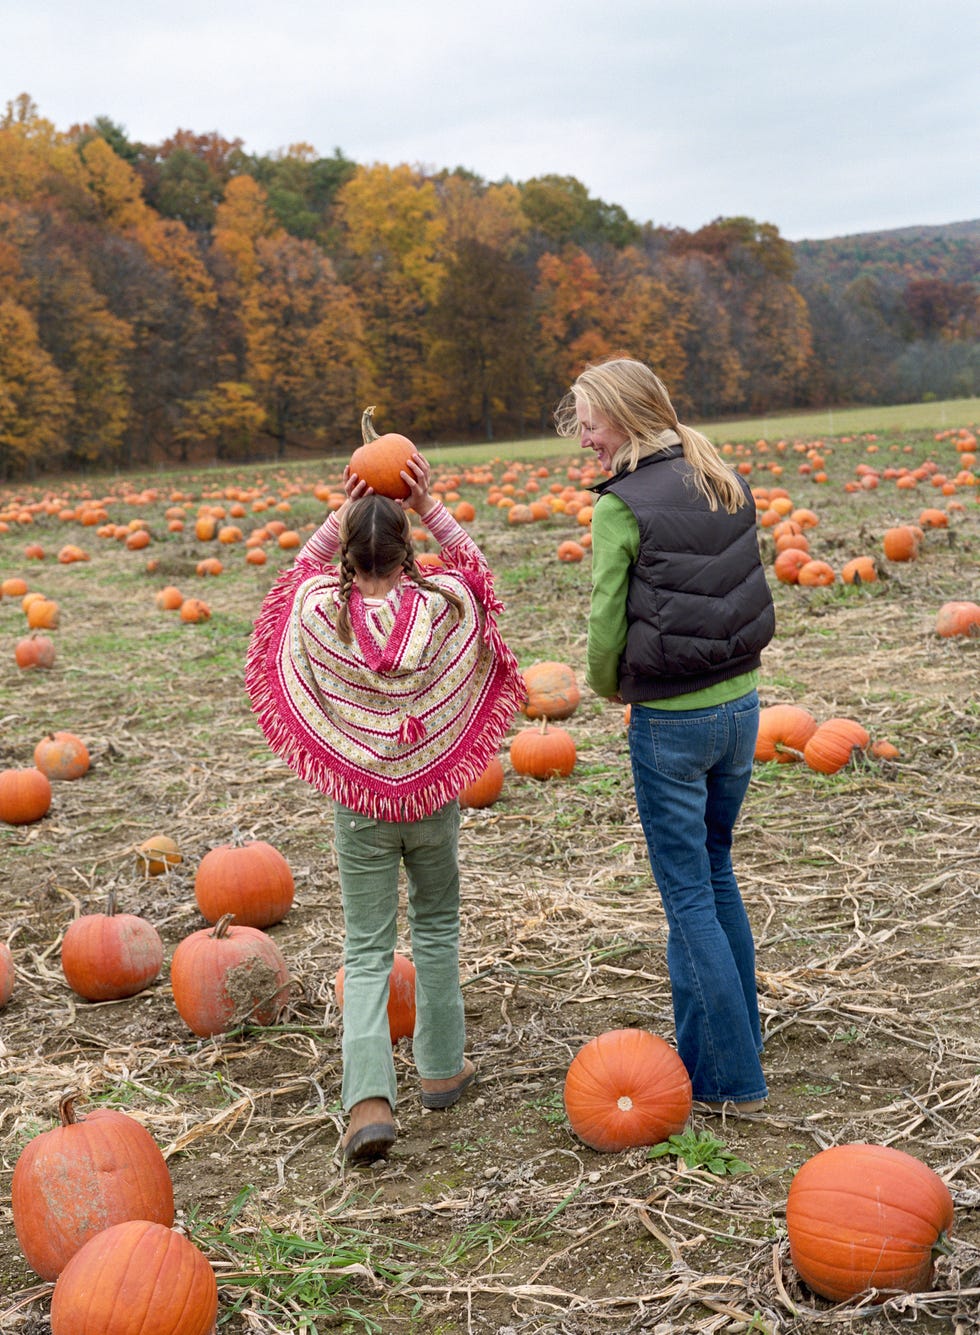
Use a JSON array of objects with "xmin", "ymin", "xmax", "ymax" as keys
[
  {"xmin": 429, "ymin": 175, "xmax": 533, "ymax": 438},
  {"xmin": 333, "ymin": 164, "xmax": 446, "ymax": 432},
  {"xmin": 174, "ymin": 381, "xmax": 266, "ymax": 461},
  {"xmin": 0, "ymin": 298, "xmax": 73, "ymax": 476}
]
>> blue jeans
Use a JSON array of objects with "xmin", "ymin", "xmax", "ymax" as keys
[
  {"xmin": 628, "ymin": 691, "xmax": 767, "ymax": 1104},
  {"xmin": 334, "ymin": 800, "xmax": 465, "ymax": 1112}
]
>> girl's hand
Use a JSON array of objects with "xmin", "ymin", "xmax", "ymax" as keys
[
  {"xmin": 399, "ymin": 453, "xmax": 436, "ymax": 517},
  {"xmin": 342, "ymin": 466, "xmax": 373, "ymax": 502}
]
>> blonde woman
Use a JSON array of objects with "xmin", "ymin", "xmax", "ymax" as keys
[{"xmin": 556, "ymin": 357, "xmax": 775, "ymax": 1112}]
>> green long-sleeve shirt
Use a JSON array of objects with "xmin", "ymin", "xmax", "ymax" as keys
[{"xmin": 586, "ymin": 491, "xmax": 758, "ymax": 710}]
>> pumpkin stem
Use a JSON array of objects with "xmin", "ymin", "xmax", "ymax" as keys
[
  {"xmin": 933, "ymin": 1230, "xmax": 955, "ymax": 1258},
  {"xmin": 211, "ymin": 913, "xmax": 236, "ymax": 939},
  {"xmin": 361, "ymin": 406, "xmax": 379, "ymax": 444},
  {"xmin": 103, "ymin": 889, "xmax": 118, "ymax": 917},
  {"xmin": 59, "ymin": 1092, "xmax": 81, "ymax": 1125},
  {"xmin": 538, "ymin": 717, "xmax": 549, "ymax": 735}
]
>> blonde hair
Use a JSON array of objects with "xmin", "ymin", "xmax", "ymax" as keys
[
  {"xmin": 334, "ymin": 495, "xmax": 463, "ymax": 644},
  {"xmin": 554, "ymin": 357, "xmax": 746, "ymax": 513}
]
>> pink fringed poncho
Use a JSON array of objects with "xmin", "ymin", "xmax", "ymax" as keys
[{"xmin": 245, "ymin": 502, "xmax": 526, "ymax": 821}]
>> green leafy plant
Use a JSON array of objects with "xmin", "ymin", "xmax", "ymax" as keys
[{"xmin": 647, "ymin": 1129, "xmax": 751, "ymax": 1176}]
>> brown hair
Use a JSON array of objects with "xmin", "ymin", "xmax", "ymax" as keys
[
  {"xmin": 334, "ymin": 495, "xmax": 464, "ymax": 644},
  {"xmin": 554, "ymin": 357, "xmax": 747, "ymax": 513}
]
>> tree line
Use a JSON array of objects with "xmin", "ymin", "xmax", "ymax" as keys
[{"xmin": 1, "ymin": 94, "xmax": 977, "ymax": 478}]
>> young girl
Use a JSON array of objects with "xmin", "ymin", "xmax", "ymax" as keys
[{"xmin": 245, "ymin": 454, "xmax": 525, "ymax": 1163}]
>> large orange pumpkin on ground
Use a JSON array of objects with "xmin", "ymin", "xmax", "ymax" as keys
[
  {"xmin": 0, "ymin": 767, "xmax": 52, "ymax": 824},
  {"xmin": 564, "ymin": 1028, "xmax": 692, "ymax": 1152},
  {"xmin": 49, "ymin": 1219, "xmax": 217, "ymax": 1335},
  {"xmin": 935, "ymin": 600, "xmax": 980, "ymax": 638},
  {"xmin": 194, "ymin": 839, "xmax": 295, "ymax": 929},
  {"xmin": 754, "ymin": 704, "xmax": 818, "ymax": 763},
  {"xmin": 61, "ymin": 892, "xmax": 163, "ymax": 1001},
  {"xmin": 510, "ymin": 722, "xmax": 577, "ymax": 778},
  {"xmin": 803, "ymin": 717, "xmax": 870, "ymax": 774},
  {"xmin": 786, "ymin": 1142, "xmax": 953, "ymax": 1302},
  {"xmin": 348, "ymin": 406, "xmax": 416, "ymax": 500},
  {"xmin": 458, "ymin": 755, "xmax": 505, "ymax": 809},
  {"xmin": 170, "ymin": 914, "xmax": 290, "ymax": 1037},
  {"xmin": 12, "ymin": 1094, "xmax": 174, "ymax": 1280},
  {"xmin": 34, "ymin": 730, "xmax": 90, "ymax": 781}
]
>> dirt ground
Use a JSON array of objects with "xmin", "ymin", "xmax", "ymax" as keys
[{"xmin": 1, "ymin": 439, "xmax": 978, "ymax": 1333}]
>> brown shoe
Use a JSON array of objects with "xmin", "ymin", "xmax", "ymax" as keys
[
  {"xmin": 419, "ymin": 1058, "xmax": 478, "ymax": 1109},
  {"xmin": 342, "ymin": 1098, "xmax": 395, "ymax": 1164},
  {"xmin": 697, "ymin": 1098, "xmax": 766, "ymax": 1114}
]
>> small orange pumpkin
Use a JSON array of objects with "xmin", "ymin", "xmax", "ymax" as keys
[
  {"xmin": 458, "ymin": 755, "xmax": 505, "ymax": 808},
  {"xmin": 803, "ymin": 718, "xmax": 870, "ymax": 774},
  {"xmin": 26, "ymin": 596, "xmax": 60, "ymax": 629},
  {"xmin": 510, "ymin": 721, "xmax": 577, "ymax": 778},
  {"xmin": 136, "ymin": 834, "xmax": 182, "ymax": 876},
  {"xmin": 0, "ymin": 767, "xmax": 52, "ymax": 824},
  {"xmin": 194, "ymin": 839, "xmax": 295, "ymax": 929},
  {"xmin": 840, "ymin": 556, "xmax": 878, "ymax": 585},
  {"xmin": 348, "ymin": 406, "xmax": 416, "ymax": 500},
  {"xmin": 522, "ymin": 661, "xmax": 580, "ymax": 720},
  {"xmin": 755, "ymin": 704, "xmax": 818, "ymax": 763},
  {"xmin": 61, "ymin": 891, "xmax": 163, "ymax": 1001},
  {"xmin": 0, "ymin": 940, "xmax": 14, "ymax": 1007},
  {"xmin": 14, "ymin": 632, "xmax": 56, "ymax": 669},
  {"xmin": 180, "ymin": 597, "xmax": 211, "ymax": 623},
  {"xmin": 563, "ymin": 1028, "xmax": 692, "ymax": 1152},
  {"xmin": 882, "ymin": 525, "xmax": 920, "ymax": 562},
  {"xmin": 935, "ymin": 600, "xmax": 980, "ymax": 638},
  {"xmin": 557, "ymin": 540, "xmax": 585, "ymax": 562},
  {"xmin": 34, "ymin": 731, "xmax": 90, "ymax": 781}
]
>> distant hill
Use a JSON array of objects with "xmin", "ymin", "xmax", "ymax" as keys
[{"xmin": 792, "ymin": 219, "xmax": 980, "ymax": 291}]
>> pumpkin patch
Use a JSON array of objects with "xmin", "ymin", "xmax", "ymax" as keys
[{"xmin": 0, "ymin": 417, "xmax": 976, "ymax": 1327}]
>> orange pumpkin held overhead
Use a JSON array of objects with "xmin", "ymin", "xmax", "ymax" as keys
[{"xmin": 348, "ymin": 406, "xmax": 417, "ymax": 500}]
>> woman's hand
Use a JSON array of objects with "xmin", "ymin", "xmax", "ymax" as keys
[{"xmin": 399, "ymin": 453, "xmax": 437, "ymax": 517}]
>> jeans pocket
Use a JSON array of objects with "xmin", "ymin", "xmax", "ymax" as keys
[
  {"xmin": 334, "ymin": 806, "xmax": 385, "ymax": 857},
  {"xmin": 647, "ymin": 713, "xmax": 717, "ymax": 781},
  {"xmin": 729, "ymin": 698, "xmax": 760, "ymax": 770}
]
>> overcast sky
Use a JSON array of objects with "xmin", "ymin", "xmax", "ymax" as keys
[{"xmin": 3, "ymin": 0, "xmax": 978, "ymax": 241}]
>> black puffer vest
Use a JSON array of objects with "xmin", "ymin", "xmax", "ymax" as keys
[{"xmin": 593, "ymin": 446, "xmax": 775, "ymax": 701}]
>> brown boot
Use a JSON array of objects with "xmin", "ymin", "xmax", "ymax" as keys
[{"xmin": 342, "ymin": 1098, "xmax": 396, "ymax": 1164}]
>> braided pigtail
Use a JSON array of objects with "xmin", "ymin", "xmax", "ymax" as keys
[
  {"xmin": 404, "ymin": 560, "xmax": 465, "ymax": 617},
  {"xmin": 335, "ymin": 551, "xmax": 357, "ymax": 644}
]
